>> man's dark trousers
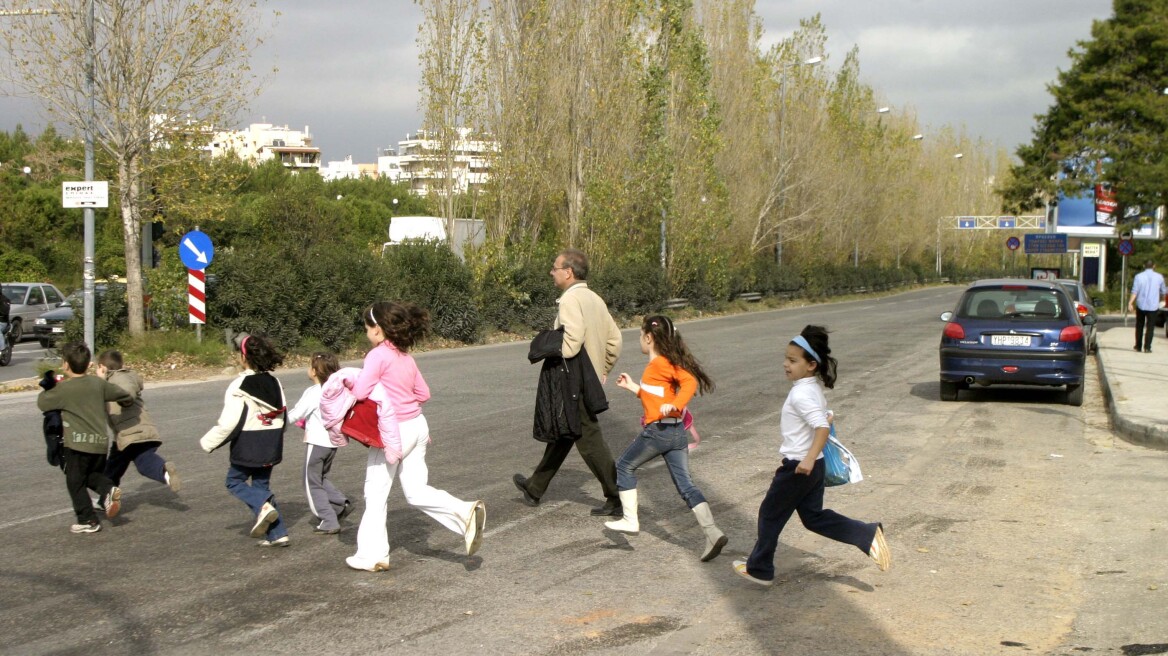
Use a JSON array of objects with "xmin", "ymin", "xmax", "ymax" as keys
[
  {"xmin": 1134, "ymin": 308, "xmax": 1157, "ymax": 351},
  {"xmin": 525, "ymin": 398, "xmax": 618, "ymax": 501}
]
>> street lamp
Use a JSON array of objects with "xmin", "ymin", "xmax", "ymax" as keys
[{"xmin": 775, "ymin": 55, "xmax": 823, "ymax": 267}]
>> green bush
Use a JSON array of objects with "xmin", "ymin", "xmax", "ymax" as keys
[
  {"xmin": 0, "ymin": 251, "xmax": 49, "ymax": 281},
  {"xmin": 474, "ymin": 249, "xmax": 560, "ymax": 333},
  {"xmin": 380, "ymin": 241, "xmax": 480, "ymax": 343},
  {"xmin": 63, "ymin": 283, "xmax": 128, "ymax": 352},
  {"xmin": 591, "ymin": 255, "xmax": 667, "ymax": 319}
]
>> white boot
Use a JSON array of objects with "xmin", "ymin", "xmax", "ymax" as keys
[
  {"xmin": 604, "ymin": 489, "xmax": 639, "ymax": 534},
  {"xmin": 692, "ymin": 502, "xmax": 728, "ymax": 562}
]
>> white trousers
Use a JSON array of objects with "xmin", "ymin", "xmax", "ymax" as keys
[{"xmin": 354, "ymin": 414, "xmax": 474, "ymax": 562}]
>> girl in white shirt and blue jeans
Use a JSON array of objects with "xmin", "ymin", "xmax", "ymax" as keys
[{"xmin": 733, "ymin": 325, "xmax": 891, "ymax": 586}]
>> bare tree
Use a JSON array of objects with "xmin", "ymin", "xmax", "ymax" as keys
[{"xmin": 0, "ymin": 0, "xmax": 269, "ymax": 336}]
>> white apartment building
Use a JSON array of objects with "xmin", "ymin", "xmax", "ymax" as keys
[
  {"xmin": 208, "ymin": 122, "xmax": 321, "ymax": 171},
  {"xmin": 388, "ymin": 128, "xmax": 495, "ymax": 196},
  {"xmin": 320, "ymin": 155, "xmax": 378, "ymax": 181}
]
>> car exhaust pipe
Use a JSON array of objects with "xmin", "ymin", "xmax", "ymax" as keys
[{"xmin": 964, "ymin": 376, "xmax": 975, "ymax": 386}]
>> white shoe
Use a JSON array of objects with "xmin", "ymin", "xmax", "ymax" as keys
[
  {"xmin": 257, "ymin": 536, "xmax": 290, "ymax": 548},
  {"xmin": 346, "ymin": 555, "xmax": 390, "ymax": 572},
  {"xmin": 464, "ymin": 500, "xmax": 486, "ymax": 556},
  {"xmin": 604, "ymin": 489, "xmax": 639, "ymax": 534},
  {"xmin": 250, "ymin": 502, "xmax": 278, "ymax": 538},
  {"xmin": 104, "ymin": 487, "xmax": 122, "ymax": 518},
  {"xmin": 732, "ymin": 559, "xmax": 772, "ymax": 587},
  {"xmin": 869, "ymin": 525, "xmax": 891, "ymax": 572}
]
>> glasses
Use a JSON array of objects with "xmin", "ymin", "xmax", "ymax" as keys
[{"xmin": 550, "ymin": 265, "xmax": 570, "ymax": 272}]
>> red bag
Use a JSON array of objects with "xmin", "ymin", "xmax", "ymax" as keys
[{"xmin": 341, "ymin": 399, "xmax": 383, "ymax": 448}]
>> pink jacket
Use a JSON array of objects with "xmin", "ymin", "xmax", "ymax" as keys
[{"xmin": 320, "ymin": 367, "xmax": 403, "ymax": 462}]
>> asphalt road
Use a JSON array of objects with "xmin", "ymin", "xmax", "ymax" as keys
[
  {"xmin": 1, "ymin": 287, "xmax": 1165, "ymax": 655},
  {"xmin": 0, "ymin": 340, "xmax": 55, "ymax": 383}
]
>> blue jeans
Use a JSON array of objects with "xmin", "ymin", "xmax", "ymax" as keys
[
  {"xmin": 225, "ymin": 464, "xmax": 287, "ymax": 540},
  {"xmin": 615, "ymin": 422, "xmax": 706, "ymax": 509},
  {"xmin": 106, "ymin": 442, "xmax": 166, "ymax": 486}
]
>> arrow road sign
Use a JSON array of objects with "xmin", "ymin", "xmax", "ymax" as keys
[{"xmin": 179, "ymin": 230, "xmax": 214, "ymax": 270}]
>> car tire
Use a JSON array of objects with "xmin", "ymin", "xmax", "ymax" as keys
[
  {"xmin": 8, "ymin": 320, "xmax": 21, "ymax": 343},
  {"xmin": 38, "ymin": 338, "xmax": 51, "ymax": 348},
  {"xmin": 940, "ymin": 380, "xmax": 959, "ymax": 402},
  {"xmin": 1065, "ymin": 384, "xmax": 1084, "ymax": 407}
]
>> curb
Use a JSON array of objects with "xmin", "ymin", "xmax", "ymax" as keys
[{"xmin": 1094, "ymin": 348, "xmax": 1168, "ymax": 452}]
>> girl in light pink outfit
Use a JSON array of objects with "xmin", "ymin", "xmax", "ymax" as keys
[{"xmin": 344, "ymin": 301, "xmax": 486, "ymax": 572}]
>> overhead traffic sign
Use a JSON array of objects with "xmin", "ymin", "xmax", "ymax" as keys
[
  {"xmin": 62, "ymin": 181, "xmax": 109, "ymax": 208},
  {"xmin": 958, "ymin": 217, "xmax": 976, "ymax": 229},
  {"xmin": 179, "ymin": 230, "xmax": 214, "ymax": 270}
]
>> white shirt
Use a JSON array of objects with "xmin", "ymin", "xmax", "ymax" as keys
[
  {"xmin": 287, "ymin": 383, "xmax": 333, "ymax": 448},
  {"xmin": 780, "ymin": 377, "xmax": 830, "ymax": 461}
]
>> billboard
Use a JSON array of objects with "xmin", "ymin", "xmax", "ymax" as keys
[{"xmin": 1053, "ymin": 166, "xmax": 1161, "ymax": 239}]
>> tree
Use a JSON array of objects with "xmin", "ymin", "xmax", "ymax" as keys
[
  {"xmin": 1002, "ymin": 0, "xmax": 1168, "ymax": 217},
  {"xmin": 0, "ymin": 0, "xmax": 271, "ymax": 336}
]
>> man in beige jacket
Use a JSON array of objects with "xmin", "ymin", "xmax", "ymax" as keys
[{"xmin": 514, "ymin": 248, "xmax": 624, "ymax": 516}]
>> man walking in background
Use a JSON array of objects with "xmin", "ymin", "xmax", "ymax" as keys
[
  {"xmin": 1129, "ymin": 259, "xmax": 1167, "ymax": 353},
  {"xmin": 514, "ymin": 248, "xmax": 624, "ymax": 516}
]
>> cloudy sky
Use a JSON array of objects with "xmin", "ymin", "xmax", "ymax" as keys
[{"xmin": 1, "ymin": 0, "xmax": 1114, "ymax": 164}]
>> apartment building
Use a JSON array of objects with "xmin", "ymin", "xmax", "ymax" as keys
[
  {"xmin": 208, "ymin": 122, "xmax": 321, "ymax": 171},
  {"xmin": 387, "ymin": 128, "xmax": 495, "ymax": 196}
]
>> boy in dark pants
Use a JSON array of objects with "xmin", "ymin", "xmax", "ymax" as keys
[{"xmin": 37, "ymin": 341, "xmax": 133, "ymax": 534}]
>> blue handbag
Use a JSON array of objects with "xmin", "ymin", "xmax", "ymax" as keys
[{"xmin": 823, "ymin": 424, "xmax": 850, "ymax": 486}]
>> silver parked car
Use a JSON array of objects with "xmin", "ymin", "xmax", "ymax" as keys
[
  {"xmin": 1, "ymin": 282, "xmax": 67, "ymax": 343},
  {"xmin": 1053, "ymin": 278, "xmax": 1100, "ymax": 354}
]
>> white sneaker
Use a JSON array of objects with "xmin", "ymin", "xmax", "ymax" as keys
[
  {"xmin": 104, "ymin": 487, "xmax": 122, "ymax": 518},
  {"xmin": 732, "ymin": 559, "xmax": 773, "ymax": 587},
  {"xmin": 250, "ymin": 502, "xmax": 278, "ymax": 538},
  {"xmin": 346, "ymin": 555, "xmax": 390, "ymax": 572},
  {"xmin": 257, "ymin": 536, "xmax": 290, "ymax": 548},
  {"xmin": 869, "ymin": 525, "xmax": 892, "ymax": 572},
  {"xmin": 70, "ymin": 522, "xmax": 101, "ymax": 534},
  {"xmin": 464, "ymin": 500, "xmax": 486, "ymax": 556}
]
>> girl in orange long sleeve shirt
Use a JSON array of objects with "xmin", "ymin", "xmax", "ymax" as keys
[{"xmin": 606, "ymin": 315, "xmax": 727, "ymax": 562}]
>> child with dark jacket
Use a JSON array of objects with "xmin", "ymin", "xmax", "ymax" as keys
[
  {"xmin": 96, "ymin": 350, "xmax": 181, "ymax": 493},
  {"xmin": 37, "ymin": 341, "xmax": 134, "ymax": 534},
  {"xmin": 199, "ymin": 333, "xmax": 290, "ymax": 547}
]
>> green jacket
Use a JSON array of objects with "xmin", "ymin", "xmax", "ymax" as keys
[{"xmin": 37, "ymin": 375, "xmax": 133, "ymax": 455}]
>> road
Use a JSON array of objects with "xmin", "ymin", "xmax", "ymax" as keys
[
  {"xmin": 1, "ymin": 287, "xmax": 1165, "ymax": 655},
  {"xmin": 0, "ymin": 340, "xmax": 54, "ymax": 383}
]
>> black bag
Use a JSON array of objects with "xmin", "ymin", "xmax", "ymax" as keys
[
  {"xmin": 37, "ymin": 370, "xmax": 65, "ymax": 470},
  {"xmin": 0, "ymin": 290, "xmax": 10, "ymax": 323}
]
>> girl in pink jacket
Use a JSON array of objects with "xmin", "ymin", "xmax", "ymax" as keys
[{"xmin": 344, "ymin": 301, "xmax": 486, "ymax": 572}]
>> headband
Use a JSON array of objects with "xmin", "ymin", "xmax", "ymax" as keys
[
  {"xmin": 791, "ymin": 335, "xmax": 821, "ymax": 364},
  {"xmin": 649, "ymin": 317, "xmax": 675, "ymax": 336},
  {"xmin": 240, "ymin": 335, "xmax": 250, "ymax": 358},
  {"xmin": 368, "ymin": 307, "xmax": 376, "ymax": 325}
]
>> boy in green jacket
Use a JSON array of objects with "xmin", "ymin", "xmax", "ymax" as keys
[{"xmin": 37, "ymin": 341, "xmax": 133, "ymax": 534}]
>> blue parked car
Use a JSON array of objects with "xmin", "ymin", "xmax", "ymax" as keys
[{"xmin": 938, "ymin": 279, "xmax": 1095, "ymax": 406}]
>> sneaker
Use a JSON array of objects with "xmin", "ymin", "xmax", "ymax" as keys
[
  {"xmin": 70, "ymin": 521, "xmax": 101, "ymax": 534},
  {"xmin": 250, "ymin": 502, "xmax": 279, "ymax": 538},
  {"xmin": 732, "ymin": 559, "xmax": 773, "ymax": 587},
  {"xmin": 313, "ymin": 524, "xmax": 341, "ymax": 535},
  {"xmin": 346, "ymin": 555, "xmax": 390, "ymax": 572},
  {"xmin": 464, "ymin": 500, "xmax": 486, "ymax": 556},
  {"xmin": 512, "ymin": 474, "xmax": 540, "ymax": 507},
  {"xmin": 869, "ymin": 525, "xmax": 892, "ymax": 572},
  {"xmin": 257, "ymin": 536, "xmax": 290, "ymax": 547},
  {"xmin": 336, "ymin": 500, "xmax": 355, "ymax": 522},
  {"xmin": 164, "ymin": 462, "xmax": 182, "ymax": 492},
  {"xmin": 104, "ymin": 487, "xmax": 122, "ymax": 518}
]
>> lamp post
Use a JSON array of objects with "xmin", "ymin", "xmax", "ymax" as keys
[{"xmin": 775, "ymin": 55, "xmax": 822, "ymax": 267}]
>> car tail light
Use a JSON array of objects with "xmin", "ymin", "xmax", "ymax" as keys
[
  {"xmin": 943, "ymin": 322, "xmax": 965, "ymax": 339},
  {"xmin": 1001, "ymin": 366, "xmax": 1019, "ymax": 373},
  {"xmin": 1075, "ymin": 302, "xmax": 1089, "ymax": 318},
  {"xmin": 1060, "ymin": 326, "xmax": 1084, "ymax": 342}
]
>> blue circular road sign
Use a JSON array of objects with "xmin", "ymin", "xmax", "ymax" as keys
[
  {"xmin": 1006, "ymin": 236, "xmax": 1020, "ymax": 251},
  {"xmin": 179, "ymin": 230, "xmax": 214, "ymax": 270},
  {"xmin": 1118, "ymin": 238, "xmax": 1135, "ymax": 256}
]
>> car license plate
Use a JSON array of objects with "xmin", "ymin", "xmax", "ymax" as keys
[
  {"xmin": 990, "ymin": 335, "xmax": 1030, "ymax": 346},
  {"xmin": 51, "ymin": 326, "xmax": 65, "ymax": 333}
]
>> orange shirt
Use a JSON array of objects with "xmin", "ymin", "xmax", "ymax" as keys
[{"xmin": 637, "ymin": 355, "xmax": 697, "ymax": 423}]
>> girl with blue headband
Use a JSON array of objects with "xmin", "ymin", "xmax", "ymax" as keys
[{"xmin": 733, "ymin": 325, "xmax": 890, "ymax": 586}]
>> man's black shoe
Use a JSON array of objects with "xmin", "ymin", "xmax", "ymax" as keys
[
  {"xmin": 513, "ymin": 474, "xmax": 540, "ymax": 507},
  {"xmin": 590, "ymin": 499, "xmax": 623, "ymax": 516}
]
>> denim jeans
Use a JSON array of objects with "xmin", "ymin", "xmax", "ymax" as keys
[
  {"xmin": 105, "ymin": 442, "xmax": 166, "ymax": 486},
  {"xmin": 615, "ymin": 422, "xmax": 706, "ymax": 509},
  {"xmin": 225, "ymin": 464, "xmax": 287, "ymax": 540}
]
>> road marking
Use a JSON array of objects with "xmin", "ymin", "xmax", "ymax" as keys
[{"xmin": 481, "ymin": 499, "xmax": 570, "ymax": 538}]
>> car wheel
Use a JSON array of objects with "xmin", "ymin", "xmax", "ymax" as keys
[
  {"xmin": 940, "ymin": 380, "xmax": 959, "ymax": 402},
  {"xmin": 1065, "ymin": 384, "xmax": 1084, "ymax": 407},
  {"xmin": 38, "ymin": 338, "xmax": 51, "ymax": 349},
  {"xmin": 8, "ymin": 320, "xmax": 21, "ymax": 343}
]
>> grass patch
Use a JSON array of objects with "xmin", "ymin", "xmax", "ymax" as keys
[{"xmin": 117, "ymin": 330, "xmax": 231, "ymax": 368}]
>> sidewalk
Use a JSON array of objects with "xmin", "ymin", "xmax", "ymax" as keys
[{"xmin": 1094, "ymin": 316, "xmax": 1168, "ymax": 450}]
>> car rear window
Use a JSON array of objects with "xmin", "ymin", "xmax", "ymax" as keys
[
  {"xmin": 1057, "ymin": 283, "xmax": 1082, "ymax": 302},
  {"xmin": 3, "ymin": 285, "xmax": 29, "ymax": 302},
  {"xmin": 959, "ymin": 287, "xmax": 1066, "ymax": 319}
]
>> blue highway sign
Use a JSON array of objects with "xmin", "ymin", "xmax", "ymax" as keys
[{"xmin": 1024, "ymin": 233, "xmax": 1067, "ymax": 254}]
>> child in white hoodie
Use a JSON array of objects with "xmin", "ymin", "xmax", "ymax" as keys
[{"xmin": 287, "ymin": 352, "xmax": 352, "ymax": 534}]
